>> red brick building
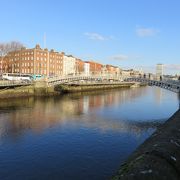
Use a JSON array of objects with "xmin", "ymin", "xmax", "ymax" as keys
[
  {"xmin": 75, "ymin": 58, "xmax": 84, "ymax": 74},
  {"xmin": 87, "ymin": 61, "xmax": 103, "ymax": 75},
  {"xmin": 2, "ymin": 44, "xmax": 64, "ymax": 76},
  {"xmin": 106, "ymin": 64, "xmax": 121, "ymax": 76}
]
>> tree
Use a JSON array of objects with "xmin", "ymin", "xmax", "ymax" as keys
[{"xmin": 0, "ymin": 41, "xmax": 24, "ymax": 73}]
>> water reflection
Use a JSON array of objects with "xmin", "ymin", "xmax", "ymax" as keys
[
  {"xmin": 154, "ymin": 87, "xmax": 162, "ymax": 105},
  {"xmin": 0, "ymin": 88, "xmax": 152, "ymax": 134},
  {"xmin": 0, "ymin": 87, "xmax": 172, "ymax": 140},
  {"xmin": 0, "ymin": 87, "xmax": 179, "ymax": 180}
]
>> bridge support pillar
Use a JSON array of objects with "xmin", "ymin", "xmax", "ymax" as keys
[{"xmin": 34, "ymin": 80, "xmax": 48, "ymax": 88}]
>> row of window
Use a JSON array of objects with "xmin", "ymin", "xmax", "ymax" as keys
[
  {"xmin": 11, "ymin": 62, "xmax": 63, "ymax": 69},
  {"xmin": 15, "ymin": 51, "xmax": 64, "ymax": 57},
  {"xmin": 13, "ymin": 68, "xmax": 63, "ymax": 75},
  {"xmin": 10, "ymin": 57, "xmax": 64, "ymax": 62}
]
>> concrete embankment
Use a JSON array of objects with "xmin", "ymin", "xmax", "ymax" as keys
[
  {"xmin": 112, "ymin": 109, "xmax": 180, "ymax": 180},
  {"xmin": 0, "ymin": 81, "xmax": 145, "ymax": 99},
  {"xmin": 0, "ymin": 81, "xmax": 60, "ymax": 99},
  {"xmin": 55, "ymin": 82, "xmax": 144, "ymax": 93}
]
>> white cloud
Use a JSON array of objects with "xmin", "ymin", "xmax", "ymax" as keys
[
  {"xmin": 164, "ymin": 64, "xmax": 180, "ymax": 70},
  {"xmin": 136, "ymin": 27, "xmax": 159, "ymax": 37},
  {"xmin": 84, "ymin": 32, "xmax": 113, "ymax": 41},
  {"xmin": 133, "ymin": 64, "xmax": 180, "ymax": 75},
  {"xmin": 111, "ymin": 54, "xmax": 128, "ymax": 61}
]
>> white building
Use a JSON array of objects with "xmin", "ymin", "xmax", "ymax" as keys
[
  {"xmin": 156, "ymin": 64, "xmax": 163, "ymax": 77},
  {"xmin": 63, "ymin": 55, "xmax": 76, "ymax": 76},
  {"xmin": 84, "ymin": 62, "xmax": 90, "ymax": 76}
]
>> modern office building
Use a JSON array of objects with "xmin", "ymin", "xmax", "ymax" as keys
[{"xmin": 156, "ymin": 64, "xmax": 164, "ymax": 77}]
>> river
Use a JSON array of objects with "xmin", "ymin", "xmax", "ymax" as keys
[{"xmin": 0, "ymin": 86, "xmax": 179, "ymax": 180}]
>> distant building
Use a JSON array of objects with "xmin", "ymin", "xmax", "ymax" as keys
[
  {"xmin": 0, "ymin": 56, "xmax": 8, "ymax": 74},
  {"xmin": 105, "ymin": 65, "xmax": 121, "ymax": 77},
  {"xmin": 121, "ymin": 69, "xmax": 134, "ymax": 77},
  {"xmin": 0, "ymin": 57, "xmax": 3, "ymax": 73},
  {"xmin": 87, "ymin": 61, "xmax": 103, "ymax": 75},
  {"xmin": 75, "ymin": 58, "xmax": 84, "ymax": 75},
  {"xmin": 62, "ymin": 54, "xmax": 76, "ymax": 75},
  {"xmin": 156, "ymin": 64, "xmax": 163, "ymax": 77},
  {"xmin": 84, "ymin": 62, "xmax": 90, "ymax": 76}
]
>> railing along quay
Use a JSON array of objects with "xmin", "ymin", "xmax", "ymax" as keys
[
  {"xmin": 126, "ymin": 77, "xmax": 180, "ymax": 93},
  {"xmin": 0, "ymin": 80, "xmax": 32, "ymax": 88}
]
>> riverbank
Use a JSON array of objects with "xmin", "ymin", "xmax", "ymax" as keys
[
  {"xmin": 0, "ymin": 81, "xmax": 146, "ymax": 99},
  {"xmin": 54, "ymin": 82, "xmax": 145, "ymax": 93},
  {"xmin": 112, "ymin": 109, "xmax": 180, "ymax": 180},
  {"xmin": 0, "ymin": 85, "xmax": 60, "ymax": 99}
]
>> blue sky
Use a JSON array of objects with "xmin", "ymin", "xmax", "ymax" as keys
[{"xmin": 0, "ymin": 0, "xmax": 180, "ymax": 74}]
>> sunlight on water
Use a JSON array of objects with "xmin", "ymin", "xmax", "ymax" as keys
[{"xmin": 0, "ymin": 86, "xmax": 179, "ymax": 180}]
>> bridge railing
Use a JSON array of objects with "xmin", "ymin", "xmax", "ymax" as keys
[
  {"xmin": 47, "ymin": 74, "xmax": 129, "ymax": 82},
  {"xmin": 0, "ymin": 80, "xmax": 33, "ymax": 87},
  {"xmin": 125, "ymin": 77, "xmax": 180, "ymax": 93}
]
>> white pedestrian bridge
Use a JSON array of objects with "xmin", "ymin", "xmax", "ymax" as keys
[
  {"xmin": 126, "ymin": 77, "xmax": 180, "ymax": 93},
  {"xmin": 0, "ymin": 75, "xmax": 179, "ymax": 94},
  {"xmin": 46, "ymin": 75, "xmax": 124, "ymax": 86}
]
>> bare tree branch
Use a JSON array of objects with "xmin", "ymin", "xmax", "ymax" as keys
[
  {"xmin": 0, "ymin": 41, "xmax": 24, "ymax": 74},
  {"xmin": 0, "ymin": 41, "xmax": 24, "ymax": 56}
]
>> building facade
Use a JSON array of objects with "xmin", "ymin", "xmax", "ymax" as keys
[
  {"xmin": 84, "ymin": 62, "xmax": 90, "ymax": 76},
  {"xmin": 62, "ymin": 54, "xmax": 76, "ymax": 76},
  {"xmin": 156, "ymin": 64, "xmax": 164, "ymax": 77},
  {"xmin": 87, "ymin": 61, "xmax": 103, "ymax": 75},
  {"xmin": 75, "ymin": 58, "xmax": 84, "ymax": 75},
  {"xmin": 0, "ymin": 44, "xmax": 126, "ymax": 79},
  {"xmin": 2, "ymin": 44, "xmax": 64, "ymax": 77}
]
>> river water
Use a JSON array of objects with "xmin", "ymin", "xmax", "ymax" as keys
[{"xmin": 0, "ymin": 86, "xmax": 179, "ymax": 180}]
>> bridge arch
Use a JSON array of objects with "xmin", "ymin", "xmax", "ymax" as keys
[{"xmin": 126, "ymin": 77, "xmax": 180, "ymax": 93}]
